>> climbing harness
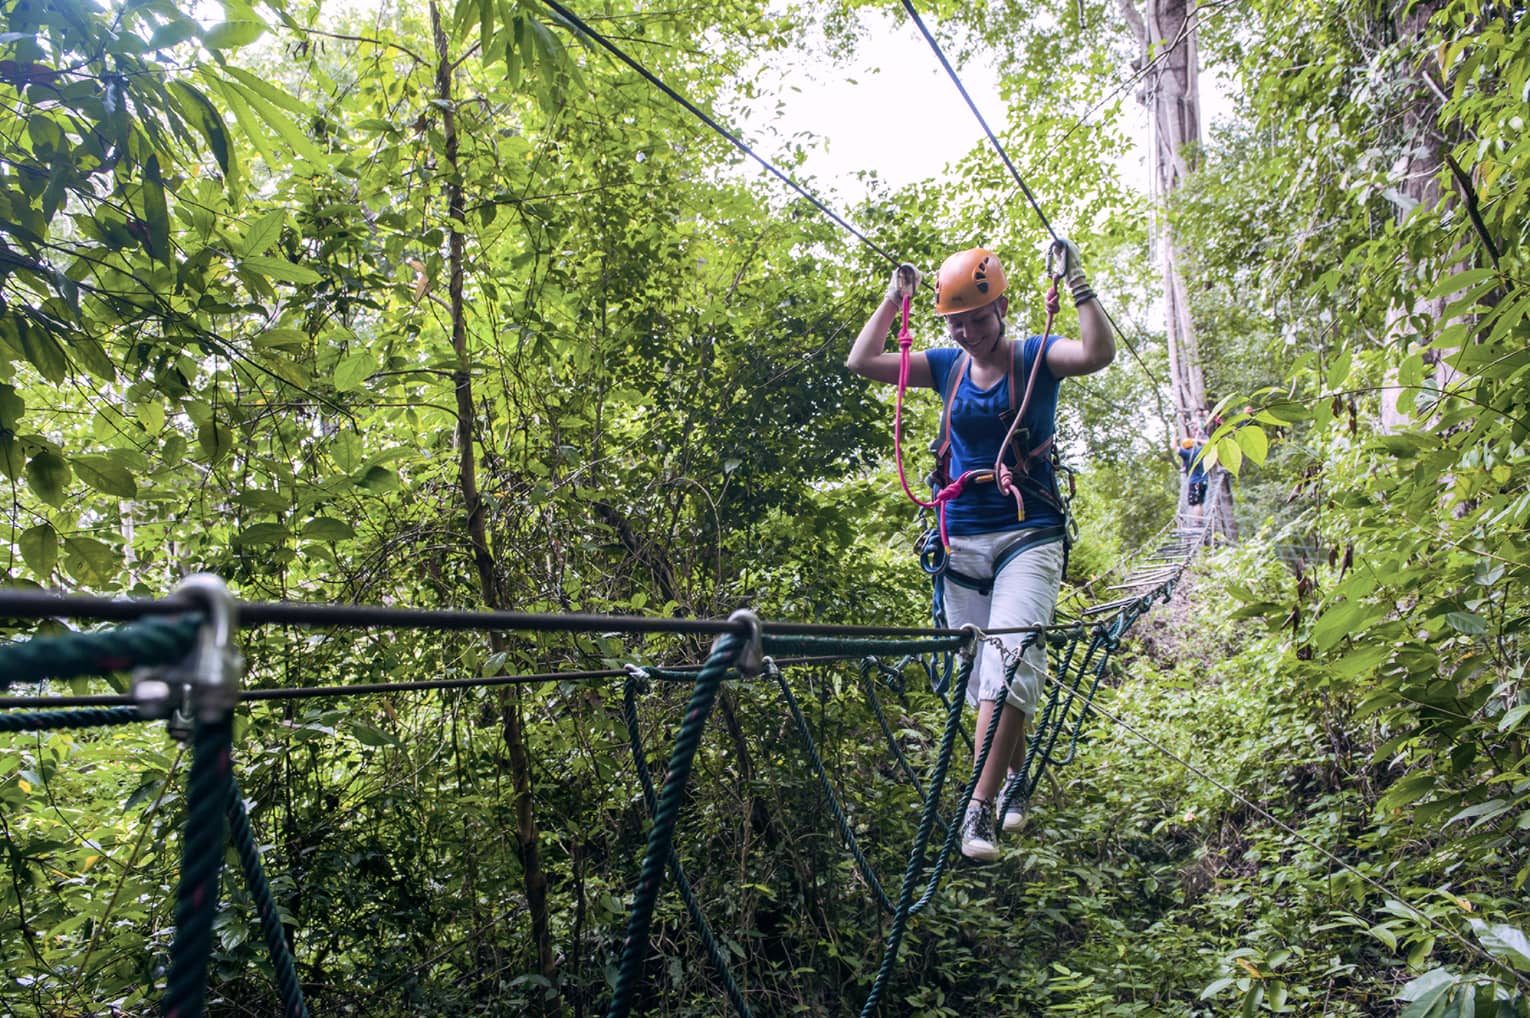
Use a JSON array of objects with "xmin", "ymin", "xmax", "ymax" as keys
[{"xmin": 892, "ymin": 263, "xmax": 1073, "ymax": 557}]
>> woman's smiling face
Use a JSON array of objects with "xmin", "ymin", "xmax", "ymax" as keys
[{"xmin": 944, "ymin": 297, "xmax": 1007, "ymax": 355}]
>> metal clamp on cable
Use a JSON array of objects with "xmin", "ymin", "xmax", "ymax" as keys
[
  {"xmin": 131, "ymin": 574, "xmax": 243, "ymax": 737},
  {"xmin": 716, "ymin": 609, "xmax": 763, "ymax": 678},
  {"xmin": 958, "ymin": 622, "xmax": 983, "ymax": 660},
  {"xmin": 622, "ymin": 663, "xmax": 652, "ymax": 694}
]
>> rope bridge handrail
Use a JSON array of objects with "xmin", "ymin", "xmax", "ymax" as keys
[{"xmin": 0, "ymin": 503, "xmax": 1220, "ymax": 1018}]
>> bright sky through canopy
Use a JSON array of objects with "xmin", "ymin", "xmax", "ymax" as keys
[{"xmin": 742, "ymin": 12, "xmax": 1000, "ymax": 204}]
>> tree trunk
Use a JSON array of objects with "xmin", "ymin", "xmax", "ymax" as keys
[
  {"xmin": 430, "ymin": 0, "xmax": 555, "ymax": 995},
  {"xmin": 1380, "ymin": 0, "xmax": 1457, "ymax": 433},
  {"xmin": 1120, "ymin": 0, "xmax": 1231, "ymax": 535}
]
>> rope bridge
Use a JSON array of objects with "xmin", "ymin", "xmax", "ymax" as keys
[{"xmin": 0, "ymin": 484, "xmax": 1228, "ymax": 1017}]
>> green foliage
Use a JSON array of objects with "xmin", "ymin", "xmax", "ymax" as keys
[{"xmin": 4, "ymin": 0, "xmax": 1528, "ymax": 1014}]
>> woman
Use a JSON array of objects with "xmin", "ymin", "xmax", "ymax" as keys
[{"xmin": 845, "ymin": 242, "xmax": 1114, "ymax": 861}]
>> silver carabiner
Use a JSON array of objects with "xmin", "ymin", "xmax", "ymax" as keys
[{"xmin": 1044, "ymin": 239, "xmax": 1067, "ymax": 282}]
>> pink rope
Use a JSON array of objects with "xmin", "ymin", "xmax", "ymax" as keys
[
  {"xmin": 892, "ymin": 294, "xmax": 987, "ymax": 551},
  {"xmin": 992, "ymin": 280, "xmax": 1061, "ymax": 520}
]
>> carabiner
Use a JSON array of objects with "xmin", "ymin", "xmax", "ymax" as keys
[
  {"xmin": 916, "ymin": 527, "xmax": 948, "ymax": 577},
  {"xmin": 1044, "ymin": 238, "xmax": 1067, "ymax": 282}
]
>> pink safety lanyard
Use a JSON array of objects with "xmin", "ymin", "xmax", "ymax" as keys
[
  {"xmin": 992, "ymin": 278, "xmax": 1061, "ymax": 520},
  {"xmin": 892, "ymin": 278, "xmax": 1062, "ymax": 549}
]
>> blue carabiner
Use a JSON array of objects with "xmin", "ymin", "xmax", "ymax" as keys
[{"xmin": 916, "ymin": 527, "xmax": 948, "ymax": 576}]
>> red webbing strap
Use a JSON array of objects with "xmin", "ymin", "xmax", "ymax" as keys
[
  {"xmin": 891, "ymin": 302, "xmax": 989, "ymax": 552},
  {"xmin": 934, "ymin": 350, "xmax": 967, "ymax": 480},
  {"xmin": 994, "ymin": 279, "xmax": 1062, "ymax": 520}
]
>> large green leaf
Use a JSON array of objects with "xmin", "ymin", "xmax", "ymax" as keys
[
  {"xmin": 17, "ymin": 523, "xmax": 57, "ymax": 576},
  {"xmin": 233, "ymin": 522, "xmax": 289, "ymax": 546},
  {"xmin": 203, "ymin": 0, "xmax": 267, "ymax": 50},
  {"xmin": 166, "ymin": 80, "xmax": 235, "ymax": 187},
  {"xmin": 0, "ymin": 384, "xmax": 22, "ymax": 429},
  {"xmin": 62, "ymin": 536, "xmax": 119, "ymax": 586},
  {"xmin": 71, "ymin": 456, "xmax": 138, "ymax": 498},
  {"xmin": 239, "ymin": 209, "xmax": 286, "ymax": 257},
  {"xmin": 334, "ymin": 351, "xmax": 374, "ymax": 392},
  {"xmin": 15, "ymin": 322, "xmax": 69, "ymax": 383},
  {"xmin": 242, "ymin": 255, "xmax": 322, "ymax": 285},
  {"xmin": 141, "ymin": 154, "xmax": 171, "ymax": 264},
  {"xmin": 25, "ymin": 450, "xmax": 70, "ymax": 506},
  {"xmin": 302, "ymin": 517, "xmax": 356, "ymax": 541}
]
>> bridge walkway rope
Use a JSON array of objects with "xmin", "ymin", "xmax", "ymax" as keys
[{"xmin": 0, "ymin": 483, "xmax": 1229, "ymax": 1018}]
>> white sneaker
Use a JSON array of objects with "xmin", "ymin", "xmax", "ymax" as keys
[
  {"xmin": 1000, "ymin": 773, "xmax": 1030, "ymax": 833},
  {"xmin": 961, "ymin": 800, "xmax": 1000, "ymax": 861}
]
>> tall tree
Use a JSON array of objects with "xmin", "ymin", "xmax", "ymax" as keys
[
  {"xmin": 1118, "ymin": 0, "xmax": 1237, "ymax": 537},
  {"xmin": 1119, "ymin": 0, "xmax": 1206, "ymax": 439}
]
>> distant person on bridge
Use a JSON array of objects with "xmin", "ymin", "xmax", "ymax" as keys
[
  {"xmin": 846, "ymin": 242, "xmax": 1114, "ymax": 862},
  {"xmin": 1179, "ymin": 435, "xmax": 1208, "ymax": 525}
]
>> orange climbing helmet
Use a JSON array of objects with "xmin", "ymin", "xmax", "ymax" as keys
[
  {"xmin": 1180, "ymin": 438, "xmax": 1197, "ymax": 449},
  {"xmin": 933, "ymin": 248, "xmax": 1008, "ymax": 315}
]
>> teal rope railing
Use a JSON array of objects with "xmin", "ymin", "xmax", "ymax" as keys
[
  {"xmin": 2, "ymin": 564, "xmax": 1203, "ymax": 1016},
  {"xmin": 621, "ymin": 673, "xmax": 752, "ymax": 1018},
  {"xmin": 906, "ymin": 653, "xmax": 1024, "ymax": 920},
  {"xmin": 0, "ymin": 615, "xmax": 202, "ymax": 687},
  {"xmin": 605, "ymin": 633, "xmax": 742, "ymax": 1018},
  {"xmin": 0, "ymin": 706, "xmax": 141, "ymax": 732},
  {"xmin": 164, "ymin": 718, "xmax": 233, "ymax": 1018},
  {"xmin": 227, "ymin": 778, "xmax": 309, "ymax": 1018}
]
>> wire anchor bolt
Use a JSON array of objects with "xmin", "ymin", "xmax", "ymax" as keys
[
  {"xmin": 132, "ymin": 574, "xmax": 243, "ymax": 735},
  {"xmin": 716, "ymin": 609, "xmax": 763, "ymax": 678}
]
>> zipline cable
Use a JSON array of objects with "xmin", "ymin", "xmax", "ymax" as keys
[
  {"xmin": 536, "ymin": 0, "xmax": 901, "ymax": 267},
  {"xmin": 0, "ymin": 589, "xmax": 1069, "ymax": 640},
  {"xmin": 899, "ymin": 0, "xmax": 1163, "ymax": 389},
  {"xmin": 899, "ymin": 0, "xmax": 1056, "ymax": 242}
]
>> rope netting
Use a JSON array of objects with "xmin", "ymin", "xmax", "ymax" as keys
[{"xmin": 0, "ymin": 492, "xmax": 1216, "ymax": 1017}]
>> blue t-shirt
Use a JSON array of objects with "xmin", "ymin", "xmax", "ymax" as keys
[
  {"xmin": 926, "ymin": 336, "xmax": 1063, "ymax": 535},
  {"xmin": 1179, "ymin": 443, "xmax": 1207, "ymax": 482}
]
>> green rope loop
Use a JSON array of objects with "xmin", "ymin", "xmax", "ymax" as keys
[
  {"xmin": 606, "ymin": 633, "xmax": 739, "ymax": 1018},
  {"xmin": 227, "ymin": 778, "xmax": 308, "ymax": 1018},
  {"xmin": 164, "ymin": 718, "xmax": 232, "ymax": 1018},
  {"xmin": 621, "ymin": 676, "xmax": 752, "ymax": 1018},
  {"xmin": 907, "ymin": 661, "xmax": 1013, "ymax": 919},
  {"xmin": 773, "ymin": 663, "xmax": 895, "ymax": 914},
  {"xmin": 0, "ymin": 616, "xmax": 202, "ymax": 688},
  {"xmin": 855, "ymin": 654, "xmax": 975, "ymax": 1017},
  {"xmin": 864, "ymin": 655, "xmax": 905, "ymax": 694},
  {"xmin": 0, "ymin": 706, "xmax": 141, "ymax": 733},
  {"xmin": 859, "ymin": 662, "xmax": 949, "ymax": 838},
  {"xmin": 1012, "ymin": 630, "xmax": 1100, "ymax": 800}
]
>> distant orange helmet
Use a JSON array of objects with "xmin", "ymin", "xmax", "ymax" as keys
[
  {"xmin": 933, "ymin": 248, "xmax": 1008, "ymax": 315},
  {"xmin": 1180, "ymin": 438, "xmax": 1197, "ymax": 449}
]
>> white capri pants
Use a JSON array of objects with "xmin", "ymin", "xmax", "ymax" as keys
[{"xmin": 942, "ymin": 531, "xmax": 1065, "ymax": 718}]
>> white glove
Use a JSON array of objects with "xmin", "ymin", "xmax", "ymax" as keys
[
  {"xmin": 1045, "ymin": 238, "xmax": 1095, "ymax": 306},
  {"xmin": 884, "ymin": 263, "xmax": 922, "ymax": 305}
]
